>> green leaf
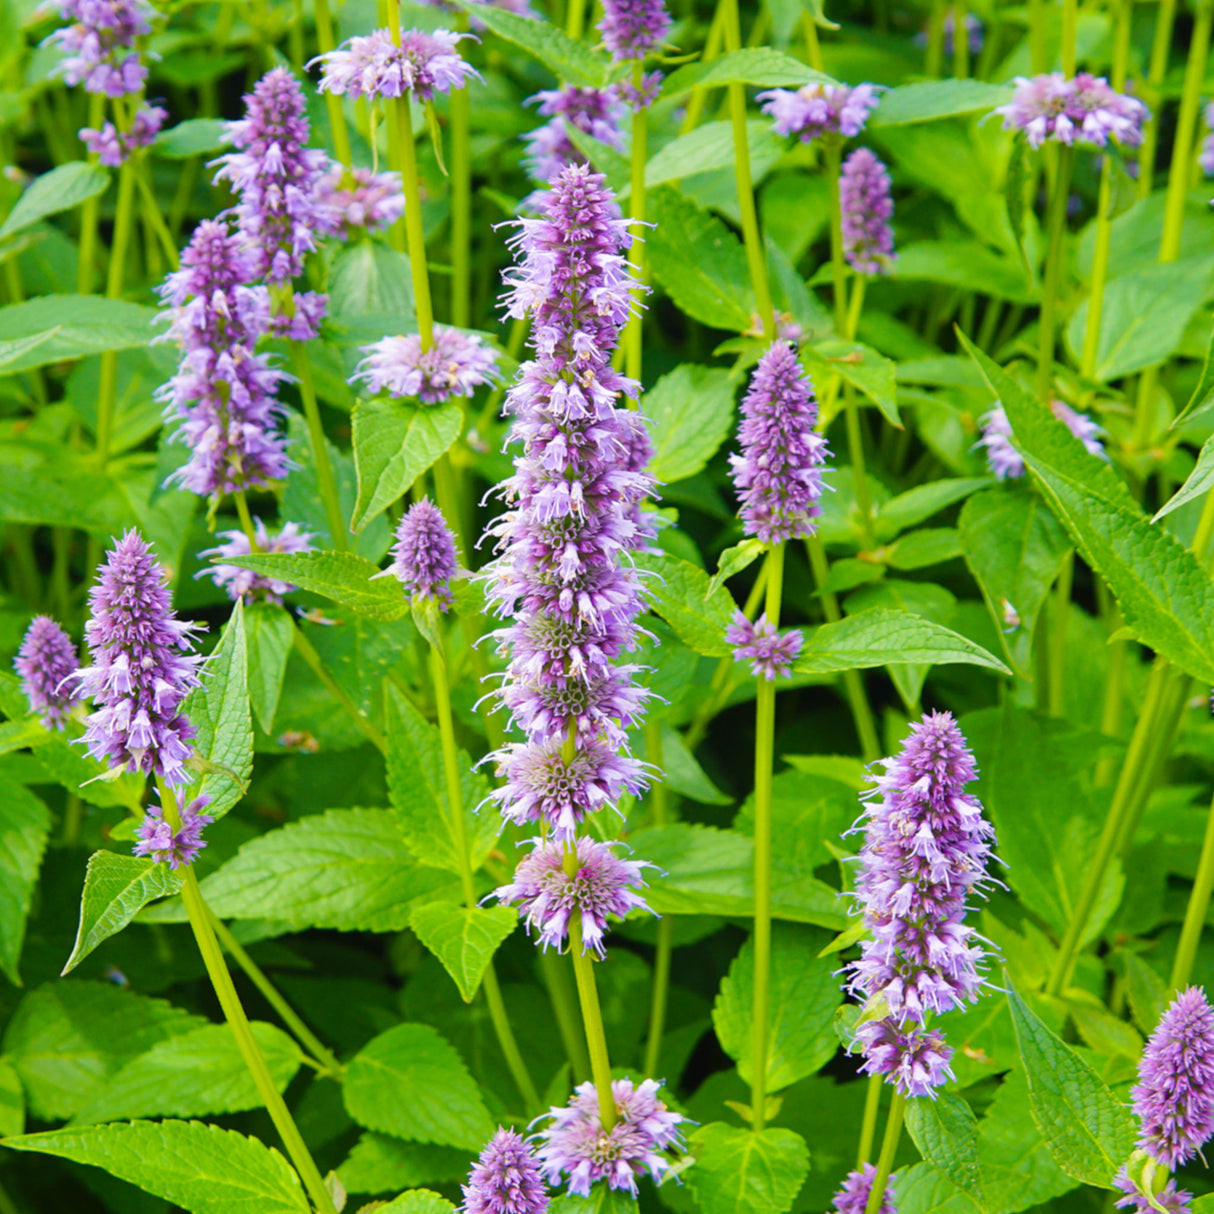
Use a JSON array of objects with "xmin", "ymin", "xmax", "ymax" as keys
[
  {"xmin": 63, "ymin": 851, "xmax": 183, "ymax": 975},
  {"xmin": 338, "ymin": 1134, "xmax": 470, "ymax": 1195},
  {"xmin": 803, "ymin": 340, "xmax": 900, "ymax": 427},
  {"xmin": 351, "ymin": 399, "xmax": 462, "ymax": 532},
  {"xmin": 687, "ymin": 1122, "xmax": 810, "ymax": 1214},
  {"xmin": 385, "ymin": 686, "xmax": 500, "ymax": 875},
  {"xmin": 644, "ymin": 363, "xmax": 736, "ymax": 483},
  {"xmin": 645, "ymin": 120, "xmax": 783, "ymax": 188},
  {"xmin": 222, "ymin": 550, "xmax": 407, "ymax": 621},
  {"xmin": 0, "ymin": 463, "xmax": 133, "ymax": 535},
  {"xmin": 1123, "ymin": 952, "xmax": 1167, "ymax": 1037},
  {"xmin": 870, "ymin": 80, "xmax": 1012, "ymax": 127},
  {"xmin": 410, "ymin": 903, "xmax": 518, "ymax": 1002},
  {"xmin": 659, "ymin": 723, "xmax": 733, "ymax": 805},
  {"xmin": 141, "ymin": 808, "xmax": 455, "ymax": 930},
  {"xmin": 0, "ymin": 776, "xmax": 49, "ymax": 984},
  {"xmin": 152, "ymin": 117, "xmax": 226, "ymax": 158},
  {"xmin": 1006, "ymin": 979, "xmax": 1136, "ymax": 1187},
  {"xmin": 3, "ymin": 982, "xmax": 203, "ymax": 1120},
  {"xmin": 1155, "ymin": 432, "xmax": 1214, "ymax": 522},
  {"xmin": 0, "ymin": 1062, "xmax": 23, "ymax": 1138},
  {"xmin": 0, "ymin": 163, "xmax": 110, "ymax": 239},
  {"xmin": 887, "ymin": 528, "xmax": 961, "ymax": 570},
  {"xmin": 32, "ymin": 729, "xmax": 145, "ymax": 811},
  {"xmin": 328, "ymin": 241, "xmax": 416, "ymax": 346},
  {"xmin": 451, "ymin": 2, "xmax": 610, "ymax": 85},
  {"xmin": 72, "ymin": 1022, "xmax": 300, "ymax": 1125},
  {"xmin": 794, "ymin": 609, "xmax": 1009, "ymax": 676},
  {"xmin": 0, "ymin": 295, "xmax": 160, "ymax": 372},
  {"xmin": 663, "ymin": 48, "xmax": 832, "ymax": 98},
  {"xmin": 3, "ymin": 1119, "xmax": 311, "ymax": 1214},
  {"xmin": 894, "ymin": 242, "xmax": 1034, "ymax": 303},
  {"xmin": 709, "ymin": 539, "xmax": 766, "ymax": 596},
  {"xmin": 550, "ymin": 1191, "xmax": 638, "ymax": 1214},
  {"xmin": 181, "ymin": 600, "xmax": 251, "ymax": 820},
  {"xmin": 378, "ymin": 1192, "xmax": 458, "ymax": 1214},
  {"xmin": 958, "ymin": 488, "xmax": 1071, "ymax": 676},
  {"xmin": 1172, "ymin": 317, "xmax": 1214, "ymax": 429},
  {"xmin": 634, "ymin": 551, "xmax": 737, "ymax": 657},
  {"xmin": 713, "ymin": 922, "xmax": 841, "ymax": 1091},
  {"xmin": 876, "ymin": 478, "xmax": 990, "ymax": 539},
  {"xmin": 344, "ymin": 1022, "xmax": 493, "ymax": 1150},
  {"xmin": 904, "ymin": 1093, "xmax": 986, "ymax": 1212},
  {"xmin": 244, "ymin": 601, "xmax": 295, "ymax": 735}
]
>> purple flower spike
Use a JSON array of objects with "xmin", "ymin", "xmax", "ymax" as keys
[
  {"xmin": 352, "ymin": 326, "xmax": 500, "ymax": 404},
  {"xmin": 15, "ymin": 616, "xmax": 80, "ymax": 730},
  {"xmin": 134, "ymin": 793, "xmax": 214, "ymax": 868},
  {"xmin": 833, "ymin": 1164, "xmax": 897, "ymax": 1214},
  {"xmin": 317, "ymin": 165, "xmax": 405, "ymax": 237},
  {"xmin": 493, "ymin": 836, "xmax": 652, "ymax": 955},
  {"xmin": 759, "ymin": 81, "xmax": 880, "ymax": 143},
  {"xmin": 840, "ymin": 148, "xmax": 896, "ymax": 276},
  {"xmin": 845, "ymin": 711, "xmax": 997, "ymax": 1098},
  {"xmin": 729, "ymin": 341, "xmax": 830, "ymax": 545},
  {"xmin": 994, "ymin": 73, "xmax": 1147, "ymax": 148},
  {"xmin": 1130, "ymin": 987, "xmax": 1214, "ymax": 1169},
  {"xmin": 522, "ymin": 87, "xmax": 628, "ymax": 187},
  {"xmin": 81, "ymin": 102, "xmax": 167, "ymax": 166},
  {"xmin": 978, "ymin": 400, "xmax": 1103, "ymax": 480},
  {"xmin": 213, "ymin": 67, "xmax": 333, "ymax": 288},
  {"xmin": 1114, "ymin": 1170, "xmax": 1192, "ymax": 1214},
  {"xmin": 46, "ymin": 0, "xmax": 155, "ymax": 97},
  {"xmin": 462, "ymin": 1128, "xmax": 549, "ymax": 1214},
  {"xmin": 726, "ymin": 611, "xmax": 802, "ymax": 680},
  {"xmin": 199, "ymin": 520, "xmax": 315, "ymax": 605},
  {"xmin": 313, "ymin": 27, "xmax": 480, "ymax": 102},
  {"xmin": 537, "ymin": 1077, "xmax": 685, "ymax": 1197},
  {"xmin": 391, "ymin": 498, "xmax": 459, "ymax": 609},
  {"xmin": 76, "ymin": 530, "xmax": 204, "ymax": 787},
  {"xmin": 597, "ymin": 0, "xmax": 671, "ymax": 60}
]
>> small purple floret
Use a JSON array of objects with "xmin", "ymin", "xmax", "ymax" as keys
[
  {"xmin": 726, "ymin": 611, "xmax": 802, "ymax": 680},
  {"xmin": 80, "ymin": 102, "xmax": 166, "ymax": 165},
  {"xmin": 994, "ymin": 72, "xmax": 1147, "ymax": 148},
  {"xmin": 15, "ymin": 616, "xmax": 80, "ymax": 730},
  {"xmin": 833, "ymin": 1164, "xmax": 897, "ymax": 1214},
  {"xmin": 352, "ymin": 326, "xmax": 500, "ymax": 404},
  {"xmin": 461, "ymin": 1128, "xmax": 549, "ymax": 1214},
  {"xmin": 134, "ymin": 793, "xmax": 214, "ymax": 868},
  {"xmin": 522, "ymin": 87, "xmax": 627, "ymax": 187},
  {"xmin": 840, "ymin": 147, "xmax": 896, "ymax": 276},
  {"xmin": 391, "ymin": 498, "xmax": 459, "ymax": 609},
  {"xmin": 759, "ymin": 81, "xmax": 880, "ymax": 143},
  {"xmin": 317, "ymin": 165, "xmax": 405, "ymax": 237},
  {"xmin": 46, "ymin": 0, "xmax": 154, "ymax": 97},
  {"xmin": 199, "ymin": 519, "xmax": 315, "ymax": 605},
  {"xmin": 1114, "ymin": 1169, "xmax": 1192, "ymax": 1214},
  {"xmin": 313, "ymin": 27, "xmax": 480, "ymax": 102},
  {"xmin": 597, "ymin": 0, "xmax": 671, "ymax": 60}
]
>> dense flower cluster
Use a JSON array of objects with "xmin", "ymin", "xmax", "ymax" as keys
[
  {"xmin": 726, "ymin": 611, "xmax": 802, "ymax": 680},
  {"xmin": 840, "ymin": 147, "xmax": 896, "ymax": 276},
  {"xmin": 994, "ymin": 72, "xmax": 1148, "ymax": 148},
  {"xmin": 978, "ymin": 400, "xmax": 1103, "ymax": 480},
  {"xmin": 759, "ymin": 81, "xmax": 880, "ymax": 143},
  {"xmin": 462, "ymin": 1129, "xmax": 549, "ymax": 1214},
  {"xmin": 15, "ymin": 616, "xmax": 80, "ymax": 729},
  {"xmin": 597, "ymin": 0, "xmax": 671, "ymax": 60},
  {"xmin": 75, "ymin": 531, "xmax": 204, "ymax": 787},
  {"xmin": 316, "ymin": 165, "xmax": 404, "ymax": 237},
  {"xmin": 1114, "ymin": 1172, "xmax": 1191, "ymax": 1214},
  {"xmin": 846, "ymin": 711, "xmax": 997, "ymax": 1097},
  {"xmin": 536, "ymin": 1078, "xmax": 685, "ymax": 1197},
  {"xmin": 199, "ymin": 520, "xmax": 314, "ymax": 604},
  {"xmin": 352, "ymin": 326, "xmax": 500, "ymax": 404},
  {"xmin": 134, "ymin": 793, "xmax": 213, "ymax": 868},
  {"xmin": 47, "ymin": 0, "xmax": 154, "ymax": 96},
  {"xmin": 314, "ymin": 27, "xmax": 479, "ymax": 102},
  {"xmin": 80, "ymin": 101, "xmax": 166, "ymax": 165},
  {"xmin": 523, "ymin": 87, "xmax": 628, "ymax": 187},
  {"xmin": 729, "ymin": 341, "xmax": 829, "ymax": 545},
  {"xmin": 155, "ymin": 219, "xmax": 290, "ymax": 496},
  {"xmin": 833, "ymin": 1164, "xmax": 897, "ymax": 1214},
  {"xmin": 390, "ymin": 498, "xmax": 459, "ymax": 609}
]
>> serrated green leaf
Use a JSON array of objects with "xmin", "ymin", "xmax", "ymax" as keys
[
  {"xmin": 338, "ymin": 1133, "xmax": 470, "ymax": 1196},
  {"xmin": 1123, "ymin": 953, "xmax": 1167, "ymax": 1037},
  {"xmin": 0, "ymin": 162, "xmax": 109, "ymax": 239},
  {"xmin": 0, "ymin": 776, "xmax": 48, "ymax": 985},
  {"xmin": 645, "ymin": 120, "xmax": 783, "ymax": 188},
  {"xmin": 1155, "ymin": 432, "xmax": 1214, "ymax": 522},
  {"xmin": 0, "ymin": 295, "xmax": 159, "ymax": 371},
  {"xmin": 1006, "ymin": 979, "xmax": 1135, "ymax": 1187},
  {"xmin": 410, "ymin": 903, "xmax": 517, "ymax": 1002},
  {"xmin": 452, "ymin": 1, "xmax": 610, "ymax": 85},
  {"xmin": 876, "ymin": 478, "xmax": 990, "ymax": 539},
  {"xmin": 663, "ymin": 48, "xmax": 833, "ymax": 98},
  {"xmin": 222, "ymin": 550, "xmax": 407, "ymax": 620},
  {"xmin": 634, "ymin": 551, "xmax": 737, "ymax": 656},
  {"xmin": 550, "ymin": 1191, "xmax": 639, "ymax": 1214},
  {"xmin": 709, "ymin": 539, "xmax": 766, "ymax": 596},
  {"xmin": 378, "ymin": 1191, "xmax": 458, "ymax": 1214},
  {"xmin": 905, "ymin": 1093, "xmax": 986, "ymax": 1212},
  {"xmin": 870, "ymin": 80, "xmax": 1012, "ymax": 127},
  {"xmin": 887, "ymin": 528, "xmax": 961, "ymax": 570},
  {"xmin": 32, "ymin": 729, "xmax": 145, "ymax": 811},
  {"xmin": 152, "ymin": 117, "xmax": 226, "ymax": 158},
  {"xmin": 687, "ymin": 1122, "xmax": 810, "ymax": 1214},
  {"xmin": 804, "ymin": 339, "xmax": 900, "ymax": 427},
  {"xmin": 244, "ymin": 601, "xmax": 295, "ymax": 735},
  {"xmin": 71, "ymin": 1021, "xmax": 300, "ymax": 1125},
  {"xmin": 63, "ymin": 851, "xmax": 183, "ymax": 975},
  {"xmin": 713, "ymin": 922, "xmax": 841, "ymax": 1091},
  {"xmin": 644, "ymin": 363, "xmax": 736, "ymax": 484},
  {"xmin": 351, "ymin": 400, "xmax": 462, "ymax": 532},
  {"xmin": 894, "ymin": 243, "xmax": 1034, "ymax": 303},
  {"xmin": 1173, "ymin": 317, "xmax": 1214, "ymax": 430},
  {"xmin": 3, "ymin": 1119, "xmax": 311, "ymax": 1214},
  {"xmin": 344, "ymin": 1022, "xmax": 493, "ymax": 1149},
  {"xmin": 659, "ymin": 723, "xmax": 733, "ymax": 804}
]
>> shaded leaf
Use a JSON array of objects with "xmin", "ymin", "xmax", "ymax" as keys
[
  {"xmin": 687, "ymin": 1122, "xmax": 810, "ymax": 1214},
  {"xmin": 0, "ymin": 163, "xmax": 109, "ymax": 239}
]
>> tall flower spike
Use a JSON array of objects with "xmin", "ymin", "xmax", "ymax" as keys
[
  {"xmin": 481, "ymin": 163, "xmax": 654, "ymax": 840},
  {"xmin": 462, "ymin": 1128, "xmax": 550, "ymax": 1214},
  {"xmin": 840, "ymin": 148, "xmax": 896, "ymax": 276},
  {"xmin": 81, "ymin": 101, "xmax": 167, "ymax": 166},
  {"xmin": 313, "ymin": 27, "xmax": 480, "ymax": 102},
  {"xmin": 46, "ymin": 0, "xmax": 155, "ymax": 97},
  {"xmin": 391, "ymin": 498, "xmax": 459, "ymax": 609},
  {"xmin": 199, "ymin": 519, "xmax": 315, "ymax": 604},
  {"xmin": 833, "ymin": 1165, "xmax": 897, "ymax": 1214},
  {"xmin": 535, "ymin": 1077, "xmax": 685, "ymax": 1197},
  {"xmin": 978, "ymin": 400, "xmax": 1103, "ymax": 480},
  {"xmin": 134, "ymin": 793, "xmax": 214, "ymax": 868},
  {"xmin": 15, "ymin": 616, "xmax": 80, "ymax": 729},
  {"xmin": 597, "ymin": 0, "xmax": 671, "ymax": 60},
  {"xmin": 729, "ymin": 341, "xmax": 830, "ymax": 545},
  {"xmin": 352, "ymin": 326, "xmax": 500, "ymax": 404},
  {"xmin": 155, "ymin": 218, "xmax": 290, "ymax": 497},
  {"xmin": 758, "ymin": 81, "xmax": 880, "ymax": 143},
  {"xmin": 75, "ymin": 530, "xmax": 204, "ymax": 787},
  {"xmin": 845, "ymin": 711, "xmax": 997, "ymax": 1098}
]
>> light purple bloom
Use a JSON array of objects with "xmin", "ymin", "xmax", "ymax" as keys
[
  {"xmin": 616, "ymin": 71, "xmax": 664, "ymax": 111},
  {"xmin": 75, "ymin": 530, "xmax": 204, "ymax": 787},
  {"xmin": 313, "ymin": 27, "xmax": 480, "ymax": 102},
  {"xmin": 1114, "ymin": 1170, "xmax": 1192, "ymax": 1214},
  {"xmin": 759, "ymin": 81, "xmax": 881, "ymax": 143},
  {"xmin": 845, "ymin": 711, "xmax": 997, "ymax": 1098},
  {"xmin": 133, "ymin": 793, "xmax": 213, "ymax": 868},
  {"xmin": 316, "ymin": 164, "xmax": 405, "ymax": 237},
  {"xmin": 994, "ymin": 72, "xmax": 1148, "ymax": 148},
  {"xmin": 352, "ymin": 326, "xmax": 500, "ymax": 403},
  {"xmin": 833, "ymin": 1164, "xmax": 897, "ymax": 1214},
  {"xmin": 493, "ymin": 836, "xmax": 652, "ymax": 955},
  {"xmin": 46, "ymin": 0, "xmax": 154, "ymax": 96},
  {"xmin": 840, "ymin": 147, "xmax": 896, "ymax": 276},
  {"xmin": 155, "ymin": 218, "xmax": 290, "ymax": 497},
  {"xmin": 1201, "ymin": 103, "xmax": 1214, "ymax": 176},
  {"xmin": 729, "ymin": 341, "xmax": 830, "ymax": 545},
  {"xmin": 726, "ymin": 611, "xmax": 802, "ymax": 680},
  {"xmin": 15, "ymin": 616, "xmax": 80, "ymax": 729},
  {"xmin": 462, "ymin": 1128, "xmax": 549, "ymax": 1214},
  {"xmin": 522, "ymin": 87, "xmax": 628, "ymax": 187},
  {"xmin": 978, "ymin": 400, "xmax": 1103, "ymax": 480},
  {"xmin": 597, "ymin": 0, "xmax": 671, "ymax": 60},
  {"xmin": 535, "ymin": 1077, "xmax": 685, "ymax": 1197},
  {"xmin": 199, "ymin": 519, "xmax": 315, "ymax": 605},
  {"xmin": 81, "ymin": 102, "xmax": 167, "ymax": 165},
  {"xmin": 391, "ymin": 498, "xmax": 459, "ymax": 609}
]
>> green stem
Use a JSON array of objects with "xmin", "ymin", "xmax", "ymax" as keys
[
  {"xmin": 624, "ymin": 63, "xmax": 649, "ymax": 383},
  {"xmin": 1138, "ymin": 0, "xmax": 1178, "ymax": 198},
  {"xmin": 1046, "ymin": 550, "xmax": 1073, "ymax": 717},
  {"xmin": 1028, "ymin": 0, "xmax": 1047, "ymax": 74},
  {"xmin": 802, "ymin": 13, "xmax": 823, "ymax": 70},
  {"xmin": 643, "ymin": 720, "xmax": 671, "ymax": 1077},
  {"xmin": 825, "ymin": 142, "xmax": 848, "ymax": 337},
  {"xmin": 540, "ymin": 949, "xmax": 592, "ymax": 1082},
  {"xmin": 482, "ymin": 963, "xmax": 541, "ymax": 1114},
  {"xmin": 95, "ymin": 154, "xmax": 138, "ymax": 464},
  {"xmin": 134, "ymin": 162, "xmax": 180, "ymax": 270},
  {"xmin": 62, "ymin": 795, "xmax": 84, "ymax": 846},
  {"xmin": 565, "ymin": 0, "xmax": 586, "ymax": 38},
  {"xmin": 290, "ymin": 341, "xmax": 347, "ymax": 552},
  {"xmin": 207, "ymin": 909, "xmax": 344, "ymax": 1077},
  {"xmin": 568, "ymin": 908, "xmax": 617, "ymax": 1128},
  {"xmin": 315, "ymin": 0, "xmax": 352, "ymax": 167},
  {"xmin": 234, "ymin": 488, "xmax": 258, "ymax": 549},
  {"xmin": 857, "ymin": 1073, "xmax": 883, "ymax": 1166},
  {"xmin": 1060, "ymin": 0, "xmax": 1077, "ymax": 76},
  {"xmin": 1036, "ymin": 145, "xmax": 1074, "ymax": 407},
  {"xmin": 1173, "ymin": 784, "xmax": 1214, "ymax": 990},
  {"xmin": 293, "ymin": 622, "xmax": 386, "ymax": 751},
  {"xmin": 863, "ymin": 1091, "xmax": 904, "ymax": 1214},
  {"xmin": 925, "ymin": 0, "xmax": 945, "ymax": 77},
  {"xmin": 77, "ymin": 91, "xmax": 106, "ymax": 295},
  {"xmin": 953, "ymin": 0, "xmax": 969, "ymax": 78},
  {"xmin": 1095, "ymin": 615, "xmax": 1126, "ymax": 788},
  {"xmin": 449, "ymin": 80, "xmax": 472, "ymax": 330},
  {"xmin": 680, "ymin": 3, "xmax": 725, "ymax": 134},
  {"xmin": 395, "ymin": 92, "xmax": 436, "ymax": 349}
]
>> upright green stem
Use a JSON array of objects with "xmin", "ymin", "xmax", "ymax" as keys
[
  {"xmin": 953, "ymin": 1, "xmax": 969, "ymax": 78},
  {"xmin": 540, "ymin": 949, "xmax": 592, "ymax": 1081},
  {"xmin": 643, "ymin": 721, "xmax": 672, "ymax": 1077},
  {"xmin": 1138, "ymin": 0, "xmax": 1178, "ymax": 198},
  {"xmin": 568, "ymin": 905, "xmax": 618, "ymax": 1129},
  {"xmin": 1046, "ymin": 550, "xmax": 1073, "ymax": 717},
  {"xmin": 681, "ymin": 4, "xmax": 725, "ymax": 134},
  {"xmin": 623, "ymin": 63, "xmax": 649, "ymax": 383},
  {"xmin": 1171, "ymin": 783, "xmax": 1214, "ymax": 991},
  {"xmin": 450, "ymin": 82, "xmax": 472, "ymax": 330},
  {"xmin": 856, "ymin": 1073, "xmax": 883, "ymax": 1166},
  {"xmin": 233, "ymin": 488, "xmax": 258, "ymax": 548},
  {"xmin": 77, "ymin": 92, "xmax": 106, "ymax": 295},
  {"xmin": 863, "ymin": 1091, "xmax": 904, "ymax": 1214},
  {"xmin": 750, "ymin": 543, "xmax": 784, "ymax": 1132},
  {"xmin": 721, "ymin": 0, "xmax": 774, "ymax": 342},
  {"xmin": 566, "ymin": 0, "xmax": 587, "ymax": 38},
  {"xmin": 95, "ymin": 153, "xmax": 138, "ymax": 464},
  {"xmin": 825, "ymin": 142, "xmax": 848, "ymax": 337},
  {"xmin": 315, "ymin": 0, "xmax": 353, "ymax": 167},
  {"xmin": 1027, "ymin": 0, "xmax": 1047, "ymax": 74},
  {"xmin": 290, "ymin": 341, "xmax": 347, "ymax": 552},
  {"xmin": 293, "ymin": 622, "xmax": 386, "ymax": 751},
  {"xmin": 395, "ymin": 93, "xmax": 436, "ymax": 349},
  {"xmin": 1036, "ymin": 145, "xmax": 1074, "ymax": 407},
  {"xmin": 1060, "ymin": 0, "xmax": 1077, "ymax": 77},
  {"xmin": 924, "ymin": 0, "xmax": 945, "ymax": 77}
]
